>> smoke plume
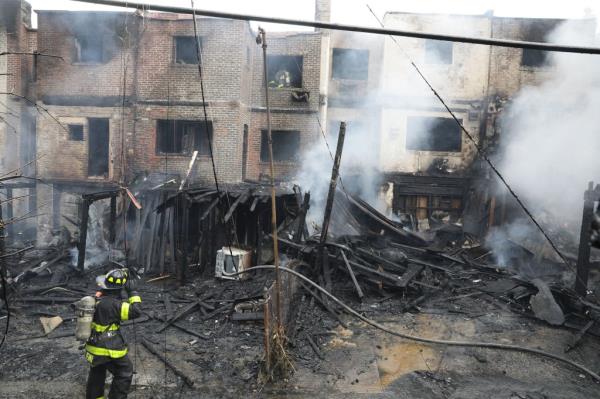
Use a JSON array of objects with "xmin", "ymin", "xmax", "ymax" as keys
[{"xmin": 499, "ymin": 20, "xmax": 599, "ymax": 227}]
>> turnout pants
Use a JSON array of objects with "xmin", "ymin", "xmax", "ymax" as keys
[{"xmin": 86, "ymin": 354, "xmax": 133, "ymax": 399}]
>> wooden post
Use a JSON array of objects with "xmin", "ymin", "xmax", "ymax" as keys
[
  {"xmin": 258, "ymin": 28, "xmax": 282, "ymax": 329},
  {"xmin": 178, "ymin": 194, "xmax": 190, "ymax": 285},
  {"xmin": 575, "ymin": 182, "xmax": 597, "ymax": 296},
  {"xmin": 319, "ymin": 122, "xmax": 346, "ymax": 245},
  {"xmin": 77, "ymin": 199, "xmax": 91, "ymax": 272},
  {"xmin": 319, "ymin": 122, "xmax": 346, "ymax": 284}
]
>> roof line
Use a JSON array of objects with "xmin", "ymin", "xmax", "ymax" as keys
[{"xmin": 69, "ymin": 0, "xmax": 600, "ymax": 54}]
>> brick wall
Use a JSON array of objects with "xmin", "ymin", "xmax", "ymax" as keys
[{"xmin": 34, "ymin": 11, "xmax": 322, "ymax": 186}]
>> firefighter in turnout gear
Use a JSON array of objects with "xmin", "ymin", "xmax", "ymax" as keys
[{"xmin": 85, "ymin": 269, "xmax": 142, "ymax": 399}]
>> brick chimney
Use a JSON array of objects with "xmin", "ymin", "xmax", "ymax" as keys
[{"xmin": 315, "ymin": 0, "xmax": 331, "ymax": 23}]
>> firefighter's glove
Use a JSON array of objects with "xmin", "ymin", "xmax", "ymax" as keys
[{"xmin": 125, "ymin": 276, "xmax": 138, "ymax": 294}]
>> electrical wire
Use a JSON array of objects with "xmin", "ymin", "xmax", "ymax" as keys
[
  {"xmin": 190, "ymin": 0, "xmax": 239, "ymax": 258},
  {"xmin": 236, "ymin": 265, "xmax": 600, "ymax": 382}
]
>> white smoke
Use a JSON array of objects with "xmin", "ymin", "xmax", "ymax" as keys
[{"xmin": 499, "ymin": 20, "xmax": 599, "ymax": 227}]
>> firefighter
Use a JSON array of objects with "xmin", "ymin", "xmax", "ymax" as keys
[{"xmin": 85, "ymin": 268, "xmax": 142, "ymax": 399}]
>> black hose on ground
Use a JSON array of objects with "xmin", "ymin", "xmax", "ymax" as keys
[{"xmin": 235, "ymin": 265, "xmax": 600, "ymax": 382}]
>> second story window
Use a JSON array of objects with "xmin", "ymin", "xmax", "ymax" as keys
[
  {"xmin": 156, "ymin": 120, "xmax": 212, "ymax": 155},
  {"xmin": 331, "ymin": 48, "xmax": 369, "ymax": 80},
  {"xmin": 406, "ymin": 116, "xmax": 462, "ymax": 152},
  {"xmin": 175, "ymin": 36, "xmax": 199, "ymax": 64},
  {"xmin": 424, "ymin": 40, "xmax": 453, "ymax": 65},
  {"xmin": 68, "ymin": 124, "xmax": 84, "ymax": 141},
  {"xmin": 260, "ymin": 130, "xmax": 300, "ymax": 162},
  {"xmin": 74, "ymin": 35, "xmax": 104, "ymax": 64},
  {"xmin": 267, "ymin": 55, "xmax": 303, "ymax": 88}
]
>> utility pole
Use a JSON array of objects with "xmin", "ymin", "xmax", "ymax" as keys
[{"xmin": 257, "ymin": 28, "xmax": 282, "ymax": 330}]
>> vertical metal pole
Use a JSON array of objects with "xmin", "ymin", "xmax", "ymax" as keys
[
  {"xmin": 575, "ymin": 182, "xmax": 595, "ymax": 296},
  {"xmin": 77, "ymin": 199, "xmax": 91, "ymax": 272},
  {"xmin": 258, "ymin": 28, "xmax": 282, "ymax": 330},
  {"xmin": 319, "ymin": 121, "xmax": 346, "ymax": 245}
]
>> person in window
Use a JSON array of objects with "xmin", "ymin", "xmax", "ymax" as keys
[{"xmin": 269, "ymin": 69, "xmax": 291, "ymax": 88}]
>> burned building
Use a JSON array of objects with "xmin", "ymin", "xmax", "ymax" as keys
[
  {"xmin": 25, "ymin": 9, "xmax": 322, "ymax": 244},
  {"xmin": 372, "ymin": 12, "xmax": 596, "ymax": 228}
]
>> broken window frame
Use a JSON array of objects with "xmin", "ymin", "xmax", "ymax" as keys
[
  {"xmin": 331, "ymin": 48, "xmax": 369, "ymax": 81},
  {"xmin": 394, "ymin": 194, "xmax": 462, "ymax": 223},
  {"xmin": 406, "ymin": 116, "xmax": 462, "ymax": 153},
  {"xmin": 266, "ymin": 55, "xmax": 303, "ymax": 89},
  {"xmin": 424, "ymin": 40, "xmax": 453, "ymax": 65},
  {"xmin": 260, "ymin": 129, "xmax": 301, "ymax": 162},
  {"xmin": 73, "ymin": 35, "xmax": 104, "ymax": 64},
  {"xmin": 174, "ymin": 36, "xmax": 200, "ymax": 65},
  {"xmin": 68, "ymin": 124, "xmax": 84, "ymax": 141},
  {"xmin": 156, "ymin": 119, "xmax": 213, "ymax": 156}
]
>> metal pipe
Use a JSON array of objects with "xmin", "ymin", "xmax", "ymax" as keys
[{"xmin": 71, "ymin": 0, "xmax": 600, "ymax": 55}]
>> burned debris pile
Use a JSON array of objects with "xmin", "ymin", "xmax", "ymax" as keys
[{"xmin": 277, "ymin": 189, "xmax": 600, "ymax": 364}]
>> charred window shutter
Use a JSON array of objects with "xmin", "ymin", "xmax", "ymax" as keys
[
  {"xmin": 331, "ymin": 48, "xmax": 369, "ymax": 80},
  {"xmin": 406, "ymin": 117, "xmax": 462, "ymax": 152},
  {"xmin": 260, "ymin": 130, "xmax": 301, "ymax": 162}
]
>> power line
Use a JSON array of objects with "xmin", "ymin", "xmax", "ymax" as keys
[{"xmin": 71, "ymin": 0, "xmax": 600, "ymax": 55}]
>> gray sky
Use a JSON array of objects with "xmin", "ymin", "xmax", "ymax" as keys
[{"xmin": 27, "ymin": 0, "xmax": 599, "ymax": 31}]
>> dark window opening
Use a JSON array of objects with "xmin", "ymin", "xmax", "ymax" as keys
[
  {"xmin": 267, "ymin": 55, "xmax": 303, "ymax": 88},
  {"xmin": 175, "ymin": 36, "xmax": 199, "ymax": 64},
  {"xmin": 332, "ymin": 48, "xmax": 369, "ymax": 80},
  {"xmin": 74, "ymin": 35, "xmax": 103, "ymax": 63},
  {"xmin": 156, "ymin": 120, "xmax": 212, "ymax": 155},
  {"xmin": 68, "ymin": 124, "xmax": 84, "ymax": 141},
  {"xmin": 424, "ymin": 40, "xmax": 453, "ymax": 65},
  {"xmin": 88, "ymin": 118, "xmax": 109, "ymax": 177},
  {"xmin": 260, "ymin": 130, "xmax": 300, "ymax": 162},
  {"xmin": 521, "ymin": 49, "xmax": 548, "ymax": 67},
  {"xmin": 406, "ymin": 117, "xmax": 462, "ymax": 152},
  {"xmin": 520, "ymin": 23, "xmax": 555, "ymax": 67}
]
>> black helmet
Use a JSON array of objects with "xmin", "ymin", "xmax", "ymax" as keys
[{"xmin": 96, "ymin": 268, "xmax": 128, "ymax": 290}]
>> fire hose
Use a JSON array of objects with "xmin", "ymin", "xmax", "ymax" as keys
[{"xmin": 235, "ymin": 265, "xmax": 600, "ymax": 383}]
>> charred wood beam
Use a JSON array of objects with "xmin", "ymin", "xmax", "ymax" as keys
[
  {"xmin": 249, "ymin": 196, "xmax": 260, "ymax": 212},
  {"xmin": 398, "ymin": 264, "xmax": 425, "ymax": 288},
  {"xmin": 341, "ymin": 250, "xmax": 364, "ymax": 300},
  {"xmin": 77, "ymin": 199, "xmax": 91, "ymax": 272},
  {"xmin": 224, "ymin": 189, "xmax": 251, "ymax": 223},
  {"xmin": 319, "ymin": 122, "xmax": 346, "ymax": 245},
  {"xmin": 294, "ymin": 192, "xmax": 310, "ymax": 244},
  {"xmin": 140, "ymin": 337, "xmax": 194, "ymax": 387},
  {"xmin": 5, "ymin": 188, "xmax": 13, "ymax": 242},
  {"xmin": 575, "ymin": 181, "xmax": 599, "ymax": 296},
  {"xmin": 199, "ymin": 194, "xmax": 223, "ymax": 222}
]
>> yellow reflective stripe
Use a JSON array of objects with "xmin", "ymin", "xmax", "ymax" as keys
[
  {"xmin": 128, "ymin": 295, "xmax": 141, "ymax": 304},
  {"xmin": 96, "ymin": 397, "xmax": 105, "ymax": 399},
  {"xmin": 121, "ymin": 302, "xmax": 130, "ymax": 321},
  {"xmin": 90, "ymin": 322, "xmax": 119, "ymax": 333},
  {"xmin": 85, "ymin": 344, "xmax": 128, "ymax": 358}
]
